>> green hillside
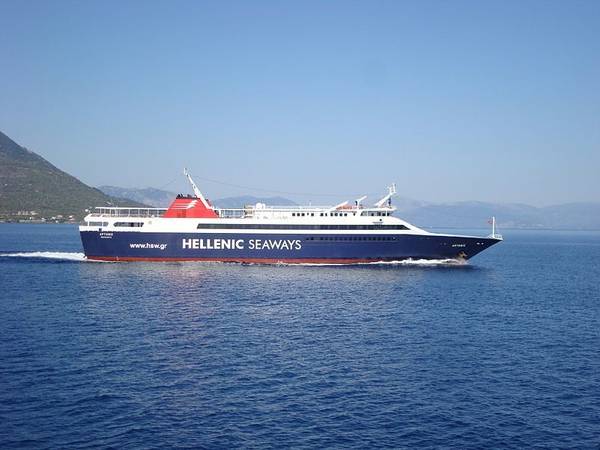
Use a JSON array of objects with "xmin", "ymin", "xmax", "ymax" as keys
[{"xmin": 0, "ymin": 131, "xmax": 145, "ymax": 221}]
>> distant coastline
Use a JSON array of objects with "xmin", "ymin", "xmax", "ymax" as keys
[{"xmin": 2, "ymin": 129, "xmax": 600, "ymax": 230}]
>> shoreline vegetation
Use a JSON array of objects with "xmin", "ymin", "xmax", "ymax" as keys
[{"xmin": 0, "ymin": 130, "xmax": 147, "ymax": 222}]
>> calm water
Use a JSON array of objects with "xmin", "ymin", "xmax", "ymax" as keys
[{"xmin": 1, "ymin": 224, "xmax": 599, "ymax": 449}]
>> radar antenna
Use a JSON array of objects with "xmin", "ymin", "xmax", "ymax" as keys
[
  {"xmin": 183, "ymin": 168, "xmax": 212, "ymax": 209},
  {"xmin": 374, "ymin": 183, "xmax": 397, "ymax": 208}
]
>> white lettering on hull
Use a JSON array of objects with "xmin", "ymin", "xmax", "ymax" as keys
[
  {"xmin": 248, "ymin": 239, "xmax": 302, "ymax": 250},
  {"xmin": 182, "ymin": 238, "xmax": 302, "ymax": 251}
]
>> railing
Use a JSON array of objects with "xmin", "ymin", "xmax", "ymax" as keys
[
  {"xmin": 217, "ymin": 206, "xmax": 337, "ymax": 213},
  {"xmin": 214, "ymin": 205, "xmax": 395, "ymax": 213},
  {"xmin": 215, "ymin": 209, "xmax": 247, "ymax": 219},
  {"xmin": 86, "ymin": 205, "xmax": 396, "ymax": 219},
  {"xmin": 89, "ymin": 207, "xmax": 167, "ymax": 218}
]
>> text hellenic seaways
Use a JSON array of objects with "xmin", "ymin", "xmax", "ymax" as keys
[{"xmin": 182, "ymin": 238, "xmax": 302, "ymax": 250}]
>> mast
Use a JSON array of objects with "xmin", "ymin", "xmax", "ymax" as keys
[
  {"xmin": 355, "ymin": 195, "xmax": 367, "ymax": 208},
  {"xmin": 374, "ymin": 183, "xmax": 397, "ymax": 208},
  {"xmin": 183, "ymin": 168, "xmax": 212, "ymax": 209},
  {"xmin": 489, "ymin": 216, "xmax": 502, "ymax": 239}
]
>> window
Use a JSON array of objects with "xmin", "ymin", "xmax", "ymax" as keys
[
  {"xmin": 196, "ymin": 223, "xmax": 409, "ymax": 231},
  {"xmin": 114, "ymin": 222, "xmax": 144, "ymax": 228},
  {"xmin": 87, "ymin": 221, "xmax": 108, "ymax": 227}
]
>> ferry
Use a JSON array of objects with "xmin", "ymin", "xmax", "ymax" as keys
[{"xmin": 80, "ymin": 170, "xmax": 502, "ymax": 263}]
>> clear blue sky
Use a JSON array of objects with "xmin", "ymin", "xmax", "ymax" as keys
[{"xmin": 1, "ymin": 0, "xmax": 599, "ymax": 205}]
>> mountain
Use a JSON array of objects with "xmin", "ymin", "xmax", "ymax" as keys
[
  {"xmin": 96, "ymin": 186, "xmax": 298, "ymax": 209},
  {"xmin": 400, "ymin": 201, "xmax": 600, "ymax": 230},
  {"xmin": 98, "ymin": 186, "xmax": 176, "ymax": 208},
  {"xmin": 539, "ymin": 203, "xmax": 600, "ymax": 231},
  {"xmin": 0, "ymin": 131, "xmax": 146, "ymax": 221},
  {"xmin": 96, "ymin": 182, "xmax": 600, "ymax": 230},
  {"xmin": 212, "ymin": 196, "xmax": 298, "ymax": 208}
]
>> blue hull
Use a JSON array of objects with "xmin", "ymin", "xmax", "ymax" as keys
[{"xmin": 80, "ymin": 231, "xmax": 500, "ymax": 262}]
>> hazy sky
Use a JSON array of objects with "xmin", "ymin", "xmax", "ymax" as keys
[{"xmin": 1, "ymin": 0, "xmax": 599, "ymax": 206}]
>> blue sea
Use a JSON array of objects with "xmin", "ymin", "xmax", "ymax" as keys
[{"xmin": 1, "ymin": 224, "xmax": 599, "ymax": 449}]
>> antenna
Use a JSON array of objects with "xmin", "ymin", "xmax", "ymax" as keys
[{"xmin": 183, "ymin": 168, "xmax": 211, "ymax": 209}]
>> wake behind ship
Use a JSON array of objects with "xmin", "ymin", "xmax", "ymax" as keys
[{"xmin": 80, "ymin": 170, "xmax": 502, "ymax": 263}]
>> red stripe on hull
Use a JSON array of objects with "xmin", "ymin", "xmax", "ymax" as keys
[{"xmin": 85, "ymin": 256, "xmax": 422, "ymax": 264}]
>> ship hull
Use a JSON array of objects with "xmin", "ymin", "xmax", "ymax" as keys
[{"xmin": 80, "ymin": 231, "xmax": 500, "ymax": 263}]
